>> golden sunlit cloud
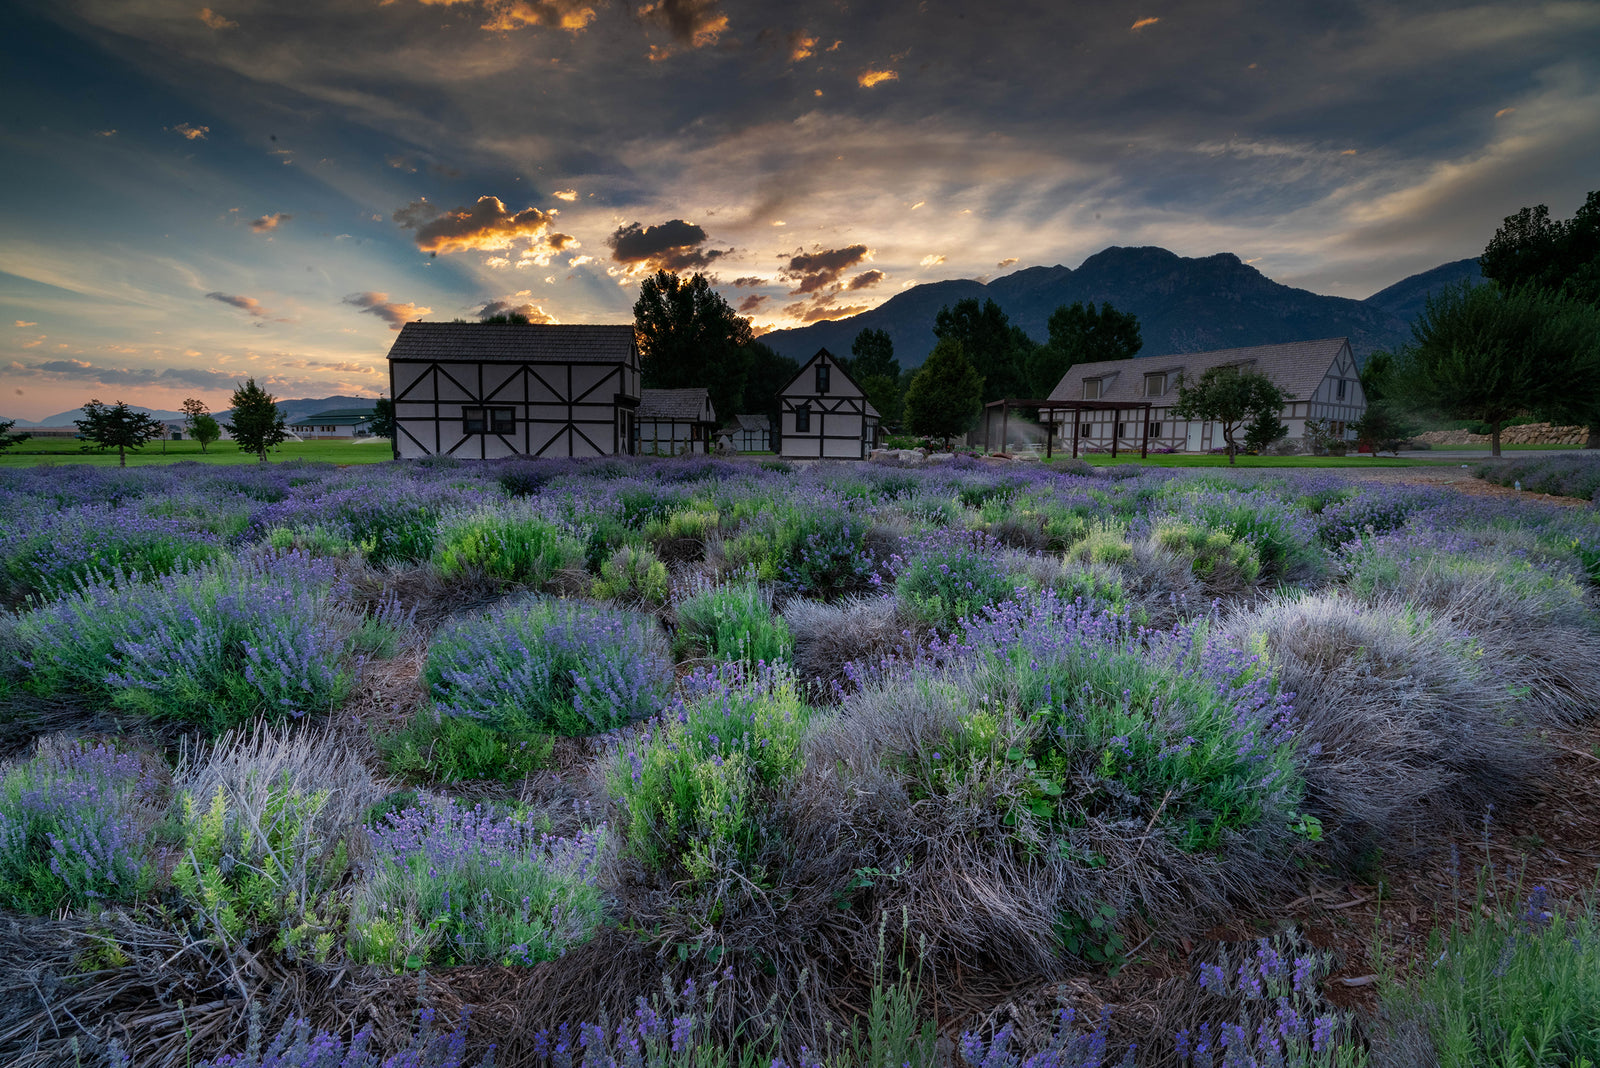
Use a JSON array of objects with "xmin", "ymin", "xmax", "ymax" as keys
[
  {"xmin": 1130, "ymin": 16, "xmax": 1160, "ymax": 31},
  {"xmin": 919, "ymin": 253, "xmax": 946, "ymax": 267},
  {"xmin": 771, "ymin": 220, "xmax": 786, "ymax": 226},
  {"xmin": 415, "ymin": 0, "xmax": 596, "ymax": 33},
  {"xmin": 568, "ymin": 254, "xmax": 594, "ymax": 266},
  {"xmin": 343, "ymin": 292, "xmax": 431, "ymax": 330},
  {"xmin": 607, "ymin": 218, "xmax": 728, "ymax": 272},
  {"xmin": 782, "ymin": 299, "xmax": 870, "ymax": 323},
  {"xmin": 996, "ymin": 257, "xmax": 1019, "ymax": 268},
  {"xmin": 552, "ymin": 188, "xmax": 579, "ymax": 201},
  {"xmin": 780, "ymin": 244, "xmax": 870, "ymax": 294},
  {"xmin": 790, "ymin": 32, "xmax": 818, "ymax": 61},
  {"xmin": 206, "ymin": 291, "xmax": 268, "ymax": 318},
  {"xmin": 827, "ymin": 39, "xmax": 841, "ymax": 51},
  {"xmin": 478, "ymin": 297, "xmax": 558, "ymax": 322},
  {"xmin": 910, "ymin": 201, "xmax": 925, "ymax": 210},
  {"xmin": 96, "ymin": 129, "xmax": 116, "ymax": 137},
  {"xmin": 394, "ymin": 195, "xmax": 573, "ymax": 256},
  {"xmin": 637, "ymin": 0, "xmax": 729, "ymax": 56},
  {"xmin": 1495, "ymin": 107, "xmax": 1516, "ymax": 118},
  {"xmin": 198, "ymin": 8, "xmax": 237, "ymax": 29},
  {"xmin": 250, "ymin": 212, "xmax": 291, "ymax": 232},
  {"xmin": 13, "ymin": 321, "xmax": 37, "ymax": 328},
  {"xmin": 1340, "ymin": 149, "xmax": 1358, "ymax": 155},
  {"xmin": 858, "ymin": 69, "xmax": 898, "ymax": 88},
  {"xmin": 168, "ymin": 123, "xmax": 209, "ymax": 141}
]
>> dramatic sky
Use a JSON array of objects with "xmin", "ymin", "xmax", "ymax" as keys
[{"xmin": 3, "ymin": 0, "xmax": 1598, "ymax": 420}]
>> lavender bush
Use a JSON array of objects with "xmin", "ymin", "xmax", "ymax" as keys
[
  {"xmin": 15, "ymin": 550, "xmax": 407, "ymax": 730},
  {"xmin": 348, "ymin": 797, "xmax": 604, "ymax": 969},
  {"xmin": 893, "ymin": 529, "xmax": 1031, "ymax": 634},
  {"xmin": 0, "ymin": 502, "xmax": 223, "ymax": 605},
  {"xmin": 433, "ymin": 505, "xmax": 584, "ymax": 586},
  {"xmin": 673, "ymin": 575, "xmax": 793, "ymax": 667},
  {"xmin": 180, "ymin": 1006, "xmax": 492, "ymax": 1068},
  {"xmin": 425, "ymin": 597, "xmax": 672, "ymax": 735},
  {"xmin": 959, "ymin": 1008, "xmax": 1134, "ymax": 1068},
  {"xmin": 0, "ymin": 737, "xmax": 166, "ymax": 911}
]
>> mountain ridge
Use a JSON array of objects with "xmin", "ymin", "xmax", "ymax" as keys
[{"xmin": 761, "ymin": 246, "xmax": 1477, "ymax": 371}]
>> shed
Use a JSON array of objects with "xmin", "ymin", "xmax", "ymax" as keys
[
  {"xmin": 636, "ymin": 388, "xmax": 717, "ymax": 456},
  {"xmin": 730, "ymin": 413, "xmax": 772, "ymax": 453},
  {"xmin": 289, "ymin": 407, "xmax": 378, "ymax": 439},
  {"xmin": 386, "ymin": 322, "xmax": 641, "ymax": 460}
]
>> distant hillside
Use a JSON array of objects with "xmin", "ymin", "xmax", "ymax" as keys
[
  {"xmin": 13, "ymin": 396, "xmax": 377, "ymax": 427},
  {"xmin": 762, "ymin": 246, "xmax": 1478, "ymax": 371},
  {"xmin": 1361, "ymin": 257, "xmax": 1482, "ymax": 325}
]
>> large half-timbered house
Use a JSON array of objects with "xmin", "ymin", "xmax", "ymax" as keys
[
  {"xmin": 386, "ymin": 322, "xmax": 641, "ymax": 460},
  {"xmin": 778, "ymin": 348, "xmax": 880, "ymax": 460},
  {"xmin": 1047, "ymin": 338, "xmax": 1366, "ymax": 454}
]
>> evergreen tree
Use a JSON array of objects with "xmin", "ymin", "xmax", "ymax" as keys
[
  {"xmin": 740, "ymin": 342, "xmax": 799, "ymax": 422},
  {"xmin": 904, "ymin": 337, "xmax": 983, "ymax": 447},
  {"xmin": 73, "ymin": 400, "xmax": 166, "ymax": 467},
  {"xmin": 933, "ymin": 299, "xmax": 1030, "ymax": 403},
  {"xmin": 846, "ymin": 328, "xmax": 904, "ymax": 427},
  {"xmin": 0, "ymin": 418, "xmax": 31, "ymax": 454},
  {"xmin": 224, "ymin": 378, "xmax": 289, "ymax": 462}
]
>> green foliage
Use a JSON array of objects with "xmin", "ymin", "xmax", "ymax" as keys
[
  {"xmin": 1352, "ymin": 401, "xmax": 1418, "ymax": 456},
  {"xmin": 1154, "ymin": 521, "xmax": 1263, "ymax": 586},
  {"xmin": 1029, "ymin": 300, "xmax": 1143, "ymax": 397},
  {"xmin": 1390, "ymin": 282, "xmax": 1595, "ymax": 455},
  {"xmin": 0, "ymin": 418, "xmax": 29, "ymax": 454},
  {"xmin": 1480, "ymin": 188, "xmax": 1600, "ymax": 306},
  {"xmin": 1071, "ymin": 519, "xmax": 1134, "ymax": 565},
  {"xmin": 74, "ymin": 399, "xmax": 168, "ymax": 467},
  {"xmin": 1189, "ymin": 493, "xmax": 1321, "ymax": 579},
  {"xmin": 635, "ymin": 269, "xmax": 754, "ymax": 424},
  {"xmin": 724, "ymin": 506, "xmax": 874, "ymax": 598},
  {"xmin": 904, "ymin": 336, "xmax": 984, "ymax": 445},
  {"xmin": 1359, "ymin": 350, "xmax": 1395, "ymax": 404},
  {"xmin": 1242, "ymin": 408, "xmax": 1289, "ymax": 454},
  {"xmin": 591, "ymin": 545, "xmax": 670, "ymax": 606},
  {"xmin": 895, "ymin": 539, "xmax": 1027, "ymax": 634},
  {"xmin": 610, "ymin": 667, "xmax": 808, "ymax": 885},
  {"xmin": 433, "ymin": 509, "xmax": 583, "ymax": 585},
  {"xmin": 674, "ymin": 577, "xmax": 793, "ymax": 666},
  {"xmin": 173, "ymin": 782, "xmax": 348, "ymax": 960},
  {"xmin": 1390, "ymin": 881, "xmax": 1600, "ymax": 1068},
  {"xmin": 1170, "ymin": 366, "xmax": 1292, "ymax": 464},
  {"xmin": 380, "ymin": 711, "xmax": 555, "ymax": 784},
  {"xmin": 847, "ymin": 328, "xmax": 905, "ymax": 427},
  {"xmin": 224, "ymin": 378, "xmax": 290, "ymax": 462},
  {"xmin": 368, "ymin": 397, "xmax": 397, "ymax": 440},
  {"xmin": 933, "ymin": 297, "xmax": 1032, "ymax": 403}
]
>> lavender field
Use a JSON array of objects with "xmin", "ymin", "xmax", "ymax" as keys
[{"xmin": 2, "ymin": 455, "xmax": 1598, "ymax": 1068}]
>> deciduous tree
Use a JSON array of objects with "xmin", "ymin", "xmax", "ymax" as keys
[
  {"xmin": 904, "ymin": 337, "xmax": 983, "ymax": 447},
  {"xmin": 1028, "ymin": 301, "xmax": 1142, "ymax": 397},
  {"xmin": 74, "ymin": 400, "xmax": 167, "ymax": 467},
  {"xmin": 1170, "ymin": 367, "xmax": 1290, "ymax": 465},
  {"xmin": 634, "ymin": 270, "xmax": 752, "ymax": 422},
  {"xmin": 933, "ymin": 299, "xmax": 1031, "ymax": 403},
  {"xmin": 181, "ymin": 397, "xmax": 220, "ymax": 453},
  {"xmin": 1390, "ymin": 283, "xmax": 1592, "ymax": 456},
  {"xmin": 369, "ymin": 397, "xmax": 397, "ymax": 440},
  {"xmin": 224, "ymin": 378, "xmax": 289, "ymax": 462}
]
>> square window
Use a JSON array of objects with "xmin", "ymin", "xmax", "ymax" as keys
[
  {"xmin": 1144, "ymin": 373, "xmax": 1165, "ymax": 397},
  {"xmin": 490, "ymin": 408, "xmax": 515, "ymax": 434},
  {"xmin": 463, "ymin": 407, "xmax": 486, "ymax": 434}
]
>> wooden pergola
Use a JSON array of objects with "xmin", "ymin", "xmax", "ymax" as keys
[{"xmin": 982, "ymin": 398, "xmax": 1155, "ymax": 460}]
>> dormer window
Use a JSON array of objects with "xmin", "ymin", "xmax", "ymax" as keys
[
  {"xmin": 816, "ymin": 362, "xmax": 830, "ymax": 393},
  {"xmin": 1144, "ymin": 373, "xmax": 1166, "ymax": 397},
  {"xmin": 1083, "ymin": 378, "xmax": 1102, "ymax": 400}
]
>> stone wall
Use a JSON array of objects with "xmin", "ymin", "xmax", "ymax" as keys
[{"xmin": 1413, "ymin": 422, "xmax": 1589, "ymax": 447}]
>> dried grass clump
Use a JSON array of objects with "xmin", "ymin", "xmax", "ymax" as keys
[
  {"xmin": 1223, "ymin": 593, "xmax": 1543, "ymax": 857},
  {"xmin": 783, "ymin": 595, "xmax": 910, "ymax": 690}
]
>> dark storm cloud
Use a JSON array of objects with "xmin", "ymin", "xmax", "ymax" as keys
[
  {"xmin": 847, "ymin": 270, "xmax": 886, "ymax": 290},
  {"xmin": 737, "ymin": 293, "xmax": 768, "ymax": 313},
  {"xmin": 637, "ymin": 0, "xmax": 728, "ymax": 45},
  {"xmin": 608, "ymin": 220, "xmax": 728, "ymax": 271},
  {"xmin": 780, "ymin": 245, "xmax": 870, "ymax": 295},
  {"xmin": 206, "ymin": 291, "xmax": 268, "ymax": 316},
  {"xmin": 343, "ymin": 292, "xmax": 431, "ymax": 329}
]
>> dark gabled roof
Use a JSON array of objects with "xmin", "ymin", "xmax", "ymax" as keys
[
  {"xmin": 290, "ymin": 407, "xmax": 376, "ymax": 426},
  {"xmin": 735, "ymin": 413, "xmax": 770, "ymax": 431},
  {"xmin": 1048, "ymin": 338, "xmax": 1352, "ymax": 405},
  {"xmin": 385, "ymin": 322, "xmax": 637, "ymax": 363},
  {"xmin": 638, "ymin": 388, "xmax": 715, "ymax": 422},
  {"xmin": 779, "ymin": 348, "xmax": 883, "ymax": 419}
]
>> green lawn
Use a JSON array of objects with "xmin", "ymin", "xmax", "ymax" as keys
[
  {"xmin": 1046, "ymin": 452, "xmax": 1444, "ymax": 468},
  {"xmin": 0, "ymin": 438, "xmax": 395, "ymax": 468}
]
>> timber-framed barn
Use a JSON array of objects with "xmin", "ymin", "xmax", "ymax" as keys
[
  {"xmin": 778, "ymin": 348, "xmax": 881, "ymax": 460},
  {"xmin": 386, "ymin": 322, "xmax": 641, "ymax": 460}
]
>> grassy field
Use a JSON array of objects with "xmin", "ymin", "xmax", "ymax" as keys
[{"xmin": 0, "ymin": 437, "xmax": 394, "ymax": 467}]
